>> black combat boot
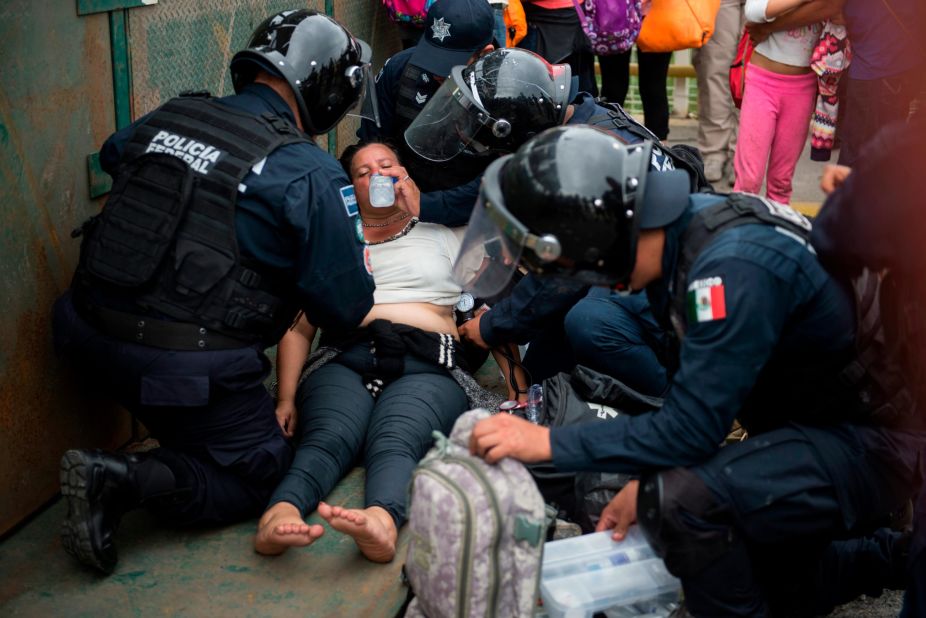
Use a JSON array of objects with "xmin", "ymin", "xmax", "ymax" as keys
[{"xmin": 59, "ymin": 449, "xmax": 175, "ymax": 574}]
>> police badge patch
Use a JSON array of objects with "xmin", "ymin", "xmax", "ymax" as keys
[
  {"xmin": 339, "ymin": 185, "xmax": 358, "ymax": 218},
  {"xmin": 363, "ymin": 245, "xmax": 374, "ymax": 275}
]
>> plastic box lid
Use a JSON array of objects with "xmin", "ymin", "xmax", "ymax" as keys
[{"xmin": 540, "ymin": 528, "xmax": 681, "ymax": 618}]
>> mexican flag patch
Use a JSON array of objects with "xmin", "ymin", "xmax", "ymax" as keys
[{"xmin": 687, "ymin": 277, "xmax": 727, "ymax": 323}]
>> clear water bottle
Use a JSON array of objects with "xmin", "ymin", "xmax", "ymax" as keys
[
  {"xmin": 369, "ymin": 173, "xmax": 397, "ymax": 208},
  {"xmin": 526, "ymin": 383, "xmax": 543, "ymax": 424}
]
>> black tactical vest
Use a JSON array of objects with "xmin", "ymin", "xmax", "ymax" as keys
[
  {"xmin": 74, "ymin": 95, "xmax": 310, "ymax": 349},
  {"xmin": 587, "ymin": 100, "xmax": 712, "ymax": 193},
  {"xmin": 668, "ymin": 193, "xmax": 815, "ymax": 338},
  {"xmin": 667, "ymin": 194, "xmax": 918, "ymax": 430},
  {"xmin": 394, "ymin": 62, "xmax": 493, "ymax": 192}
]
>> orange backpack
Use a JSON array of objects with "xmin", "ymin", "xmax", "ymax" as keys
[{"xmin": 636, "ymin": 0, "xmax": 721, "ymax": 53}]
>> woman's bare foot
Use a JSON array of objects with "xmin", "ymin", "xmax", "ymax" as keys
[
  {"xmin": 254, "ymin": 502, "xmax": 324, "ymax": 556},
  {"xmin": 317, "ymin": 501, "xmax": 398, "ymax": 563}
]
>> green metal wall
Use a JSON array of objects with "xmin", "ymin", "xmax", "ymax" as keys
[{"xmin": 0, "ymin": 0, "xmax": 402, "ymax": 535}]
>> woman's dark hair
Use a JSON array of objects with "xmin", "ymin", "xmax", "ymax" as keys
[{"xmin": 339, "ymin": 139, "xmax": 403, "ymax": 178}]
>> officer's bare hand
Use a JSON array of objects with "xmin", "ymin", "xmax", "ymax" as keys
[
  {"xmin": 596, "ymin": 480, "xmax": 639, "ymax": 541},
  {"xmin": 381, "ymin": 166, "xmax": 420, "ymax": 217},
  {"xmin": 469, "ymin": 414, "xmax": 552, "ymax": 464},
  {"xmin": 820, "ymin": 164, "xmax": 852, "ymax": 194},
  {"xmin": 275, "ymin": 400, "xmax": 297, "ymax": 439},
  {"xmin": 458, "ymin": 308, "xmax": 489, "ymax": 349},
  {"xmin": 745, "ymin": 21, "xmax": 771, "ymax": 44}
]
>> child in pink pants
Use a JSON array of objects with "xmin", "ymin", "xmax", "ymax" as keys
[{"xmin": 734, "ymin": 0, "xmax": 823, "ymax": 205}]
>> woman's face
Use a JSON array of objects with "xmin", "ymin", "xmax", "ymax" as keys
[{"xmin": 350, "ymin": 143, "xmax": 399, "ymax": 212}]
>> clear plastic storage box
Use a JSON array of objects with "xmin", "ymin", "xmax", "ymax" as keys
[{"xmin": 539, "ymin": 527, "xmax": 681, "ymax": 618}]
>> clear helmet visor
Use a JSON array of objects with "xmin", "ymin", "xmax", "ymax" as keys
[
  {"xmin": 404, "ymin": 67, "xmax": 493, "ymax": 162},
  {"xmin": 346, "ymin": 40, "xmax": 380, "ymax": 127},
  {"xmin": 453, "ymin": 162, "xmax": 529, "ymax": 297}
]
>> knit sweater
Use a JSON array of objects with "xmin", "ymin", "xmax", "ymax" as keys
[{"xmin": 810, "ymin": 22, "xmax": 851, "ymax": 161}]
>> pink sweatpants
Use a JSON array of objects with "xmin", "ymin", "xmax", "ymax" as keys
[{"xmin": 733, "ymin": 64, "xmax": 817, "ymax": 205}]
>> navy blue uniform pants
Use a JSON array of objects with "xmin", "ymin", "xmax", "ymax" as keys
[
  {"xmin": 683, "ymin": 426, "xmax": 922, "ymax": 616},
  {"xmin": 565, "ymin": 292, "xmax": 670, "ymax": 396},
  {"xmin": 53, "ymin": 293, "xmax": 292, "ymax": 525},
  {"xmin": 268, "ymin": 343, "xmax": 467, "ymax": 526}
]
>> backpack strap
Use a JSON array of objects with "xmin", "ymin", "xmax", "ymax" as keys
[{"xmin": 588, "ymin": 99, "xmax": 660, "ymax": 142}]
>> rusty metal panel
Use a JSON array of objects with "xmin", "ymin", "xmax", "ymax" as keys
[{"xmin": 0, "ymin": 1, "xmax": 133, "ymax": 535}]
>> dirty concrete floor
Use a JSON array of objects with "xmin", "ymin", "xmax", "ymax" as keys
[{"xmin": 0, "ymin": 468, "xmax": 410, "ymax": 617}]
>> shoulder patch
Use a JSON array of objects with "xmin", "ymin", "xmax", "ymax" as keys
[
  {"xmin": 339, "ymin": 185, "xmax": 358, "ymax": 218},
  {"xmin": 687, "ymin": 277, "xmax": 726, "ymax": 323},
  {"xmin": 363, "ymin": 245, "xmax": 374, "ymax": 275}
]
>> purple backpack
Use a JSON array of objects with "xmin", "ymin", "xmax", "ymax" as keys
[
  {"xmin": 382, "ymin": 0, "xmax": 436, "ymax": 26},
  {"xmin": 573, "ymin": 0, "xmax": 643, "ymax": 55},
  {"xmin": 404, "ymin": 409, "xmax": 548, "ymax": 618}
]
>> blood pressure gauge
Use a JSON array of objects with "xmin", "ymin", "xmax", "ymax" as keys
[{"xmin": 456, "ymin": 292, "xmax": 475, "ymax": 322}]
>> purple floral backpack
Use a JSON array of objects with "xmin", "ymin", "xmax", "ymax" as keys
[{"xmin": 572, "ymin": 0, "xmax": 643, "ymax": 55}]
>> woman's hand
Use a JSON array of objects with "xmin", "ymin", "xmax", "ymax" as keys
[
  {"xmin": 595, "ymin": 480, "xmax": 639, "ymax": 541},
  {"xmin": 381, "ymin": 166, "xmax": 420, "ymax": 218},
  {"xmin": 276, "ymin": 399, "xmax": 297, "ymax": 439}
]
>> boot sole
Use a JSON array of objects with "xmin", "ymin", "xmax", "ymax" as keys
[{"xmin": 60, "ymin": 450, "xmax": 116, "ymax": 574}]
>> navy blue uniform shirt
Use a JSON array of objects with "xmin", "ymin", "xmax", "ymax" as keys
[
  {"xmin": 358, "ymin": 48, "xmax": 419, "ymax": 147},
  {"xmin": 479, "ymin": 94, "xmax": 676, "ymax": 346},
  {"xmin": 101, "ymin": 84, "xmax": 375, "ymax": 332},
  {"xmin": 551, "ymin": 194, "xmax": 857, "ymax": 474}
]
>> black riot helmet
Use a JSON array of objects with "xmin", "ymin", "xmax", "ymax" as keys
[
  {"xmin": 453, "ymin": 125, "xmax": 690, "ymax": 295},
  {"xmin": 231, "ymin": 10, "xmax": 374, "ymax": 135},
  {"xmin": 404, "ymin": 48, "xmax": 571, "ymax": 162}
]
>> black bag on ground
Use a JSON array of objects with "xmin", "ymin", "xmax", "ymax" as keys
[{"xmin": 528, "ymin": 365, "xmax": 662, "ymax": 529}]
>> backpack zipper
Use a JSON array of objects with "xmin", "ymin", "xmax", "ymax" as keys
[
  {"xmin": 444, "ymin": 456, "xmax": 504, "ymax": 618},
  {"xmin": 417, "ymin": 464, "xmax": 475, "ymax": 617}
]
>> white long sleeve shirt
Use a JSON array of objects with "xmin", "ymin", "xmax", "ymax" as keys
[{"xmin": 745, "ymin": 0, "xmax": 822, "ymax": 67}]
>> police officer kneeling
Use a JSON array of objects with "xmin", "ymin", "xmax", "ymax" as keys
[
  {"xmin": 54, "ymin": 10, "xmax": 376, "ymax": 574},
  {"xmin": 464, "ymin": 125, "xmax": 924, "ymax": 616}
]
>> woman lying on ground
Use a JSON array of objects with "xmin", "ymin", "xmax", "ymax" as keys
[{"xmin": 254, "ymin": 141, "xmax": 526, "ymax": 561}]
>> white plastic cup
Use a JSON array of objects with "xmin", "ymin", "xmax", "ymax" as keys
[{"xmin": 369, "ymin": 173, "xmax": 397, "ymax": 207}]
